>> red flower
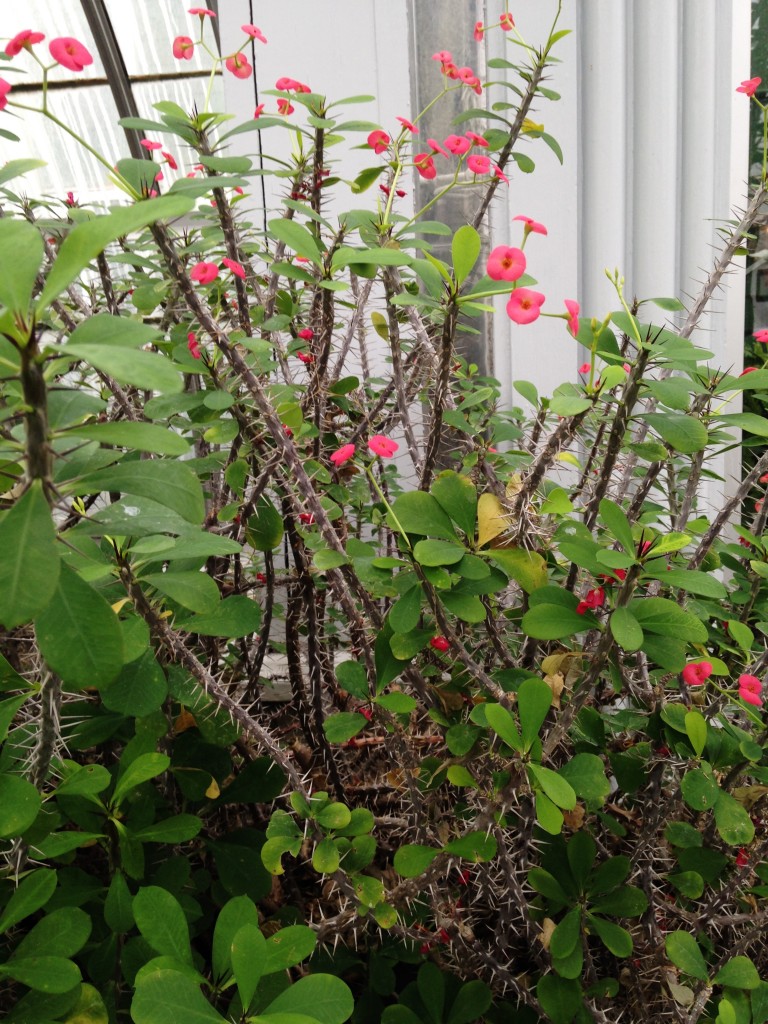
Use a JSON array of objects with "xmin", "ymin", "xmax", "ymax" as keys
[
  {"xmin": 738, "ymin": 674, "xmax": 762, "ymax": 706},
  {"xmin": 187, "ymin": 333, "xmax": 201, "ymax": 359},
  {"xmin": 222, "ymin": 257, "xmax": 245, "ymax": 279},
  {"xmin": 579, "ymin": 362, "xmax": 591, "ymax": 374},
  {"xmin": 445, "ymin": 134, "xmax": 471, "ymax": 155},
  {"xmin": 299, "ymin": 512, "xmax": 315, "ymax": 524},
  {"xmin": 427, "ymin": 137, "xmax": 450, "ymax": 158},
  {"xmin": 190, "ymin": 261, "xmax": 219, "ymax": 285},
  {"xmin": 741, "ymin": 366, "xmax": 758, "ymax": 376},
  {"xmin": 736, "ymin": 848, "xmax": 750, "ymax": 867},
  {"xmin": 602, "ymin": 568, "xmax": 627, "ymax": 584},
  {"xmin": 474, "ymin": 21, "xmax": 484, "ymax": 41},
  {"xmin": 5, "ymin": 30, "xmax": 45, "ymax": 57},
  {"xmin": 162, "ymin": 151, "xmax": 177, "ymax": 169},
  {"xmin": 430, "ymin": 636, "xmax": 450, "ymax": 652},
  {"xmin": 487, "ymin": 245, "xmax": 526, "ymax": 282},
  {"xmin": 297, "ymin": 351, "xmax": 314, "ymax": 364},
  {"xmin": 492, "ymin": 164, "xmax": 509, "ymax": 184},
  {"xmin": 500, "ymin": 12, "xmax": 515, "ymax": 30},
  {"xmin": 681, "ymin": 661, "xmax": 713, "ymax": 686},
  {"xmin": 0, "ymin": 78, "xmax": 11, "ymax": 111},
  {"xmin": 565, "ymin": 299, "xmax": 580, "ymax": 338},
  {"xmin": 514, "ymin": 214, "xmax": 548, "ymax": 236},
  {"xmin": 297, "ymin": 328, "xmax": 314, "ymax": 340},
  {"xmin": 278, "ymin": 98, "xmax": 294, "ymax": 116},
  {"xmin": 225, "ymin": 53, "xmax": 252, "ymax": 79},
  {"xmin": 330, "ymin": 444, "xmax": 355, "ymax": 467},
  {"xmin": 253, "ymin": 103, "xmax": 265, "ymax": 118},
  {"xmin": 173, "ymin": 35, "xmax": 194, "ymax": 60},
  {"xmin": 140, "ymin": 139, "xmax": 162, "ymax": 151},
  {"xmin": 583, "ymin": 586, "xmax": 605, "ymax": 609},
  {"xmin": 754, "ymin": 329, "xmax": 768, "ymax": 343},
  {"xmin": 367, "ymin": 130, "xmax": 390, "ymax": 154},
  {"xmin": 396, "ymin": 116, "xmax": 419, "ymax": 134},
  {"xmin": 465, "ymin": 131, "xmax": 489, "ymax": 148},
  {"xmin": 576, "ymin": 601, "xmax": 589, "ymax": 615},
  {"xmin": 368, "ymin": 434, "xmax": 399, "ymax": 458},
  {"xmin": 189, "ymin": 7, "xmax": 216, "ymax": 16},
  {"xmin": 49, "ymin": 37, "xmax": 93, "ymax": 72},
  {"xmin": 506, "ymin": 288, "xmax": 545, "ymax": 325},
  {"xmin": 414, "ymin": 153, "xmax": 437, "ymax": 180},
  {"xmin": 467, "ymin": 153, "xmax": 491, "ymax": 175},
  {"xmin": 256, "ymin": 572, "xmax": 267, "ymax": 584},
  {"xmin": 737, "ymin": 77, "xmax": 762, "ymax": 97},
  {"xmin": 242, "ymin": 24, "xmax": 267, "ymax": 43}
]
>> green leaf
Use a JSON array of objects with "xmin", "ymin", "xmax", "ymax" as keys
[
  {"xmin": 522, "ymin": 603, "xmax": 595, "ymax": 639},
  {"xmin": 12, "ymin": 906, "xmax": 91, "ymax": 960},
  {"xmin": 176, "ymin": 596, "xmax": 261, "ymax": 638},
  {"xmin": 536, "ymin": 974, "xmax": 583, "ymax": 1024},
  {"xmin": 0, "ymin": 481, "xmax": 61, "ymax": 629},
  {"xmin": 528, "ymin": 868, "xmax": 569, "ymax": 903},
  {"xmin": 131, "ymin": 532, "xmax": 241, "ymax": 561},
  {"xmin": 484, "ymin": 702, "xmax": 523, "ymax": 752},
  {"xmin": 714, "ymin": 957, "xmax": 761, "ymax": 990},
  {"xmin": 393, "ymin": 844, "xmax": 440, "ymax": 878},
  {"xmin": 264, "ymin": 974, "xmax": 354, "ymax": 1024},
  {"xmin": 518, "ymin": 677, "xmax": 552, "ymax": 748},
  {"xmin": 133, "ymin": 886, "xmax": 193, "ymax": 964},
  {"xmin": 590, "ymin": 886, "xmax": 648, "ymax": 917},
  {"xmin": 0, "ymin": 219, "xmax": 43, "ymax": 321},
  {"xmin": 0, "ymin": 158, "xmax": 47, "ymax": 186},
  {"xmin": 598, "ymin": 499, "xmax": 635, "ymax": 553},
  {"xmin": 452, "ymin": 225, "xmax": 481, "ymax": 286},
  {"xmin": 246, "ymin": 496, "xmax": 285, "ymax": 552},
  {"xmin": 104, "ymin": 872, "xmax": 134, "ymax": 934},
  {"xmin": 431, "ymin": 470, "xmax": 477, "ymax": 537},
  {"xmin": 630, "ymin": 597, "xmax": 707, "ymax": 643},
  {"xmin": 315, "ymin": 803, "xmax": 352, "ymax": 830},
  {"xmin": 644, "ymin": 567, "xmax": 726, "ymax": 599},
  {"xmin": 714, "ymin": 791, "xmax": 755, "ymax": 846},
  {"xmin": 112, "ymin": 752, "xmax": 171, "ymax": 807},
  {"xmin": 0, "ymin": 956, "xmax": 81, "ymax": 994},
  {"xmin": 609, "ymin": 608, "xmax": 644, "ymax": 651},
  {"xmin": 142, "ymin": 571, "xmax": 220, "ymax": 614},
  {"xmin": 100, "ymin": 651, "xmax": 167, "ymax": 716},
  {"xmin": 665, "ymin": 931, "xmax": 708, "ymax": 981},
  {"xmin": 323, "ymin": 712, "xmax": 367, "ymax": 744},
  {"xmin": 0, "ymin": 869, "xmax": 57, "ymax": 932},
  {"xmin": 439, "ymin": 591, "xmax": 486, "ymax": 623},
  {"xmin": 268, "ymin": 217, "xmax": 323, "ymax": 265},
  {"xmin": 212, "ymin": 896, "xmax": 260, "ymax": 983},
  {"xmin": 263, "ymin": 925, "xmax": 317, "ymax": 973},
  {"xmin": 132, "ymin": 814, "xmax": 202, "ymax": 844},
  {"xmin": 529, "ymin": 764, "xmax": 577, "ymax": 810},
  {"xmin": 684, "ymin": 711, "xmax": 707, "ymax": 758},
  {"xmin": 490, "ymin": 548, "xmax": 548, "ymax": 594},
  {"xmin": 559, "ymin": 752, "xmax": 610, "ymax": 807},
  {"xmin": 35, "ymin": 563, "xmax": 125, "ymax": 688},
  {"xmin": 37, "ymin": 196, "xmax": 195, "ymax": 312},
  {"xmin": 418, "ymin": 961, "xmax": 445, "ymax": 1024},
  {"xmin": 643, "ymin": 413, "xmax": 708, "ymax": 454},
  {"xmin": 413, "ymin": 539, "xmax": 465, "ymax": 566},
  {"xmin": 551, "ymin": 908, "xmax": 582, "ymax": 959},
  {"xmin": 389, "ymin": 491, "xmax": 458, "ymax": 540},
  {"xmin": 67, "ymin": 421, "xmax": 191, "ymax": 456},
  {"xmin": 231, "ymin": 923, "xmax": 266, "ymax": 1009},
  {"xmin": 681, "ymin": 763, "xmax": 719, "ymax": 811},
  {"xmin": 313, "ymin": 838, "xmax": 341, "ymax": 874},
  {"xmin": 74, "ymin": 460, "xmax": 204, "ymax": 524},
  {"xmin": 62, "ymin": 343, "xmax": 183, "ymax": 393},
  {"xmin": 333, "ymin": 245, "xmax": 412, "ymax": 268},
  {"xmin": 131, "ymin": 969, "xmax": 227, "ymax": 1024},
  {"xmin": 444, "ymin": 831, "xmax": 497, "ymax": 862},
  {"xmin": 388, "ymin": 586, "xmax": 422, "ymax": 634},
  {"xmin": 446, "ymin": 980, "xmax": 492, "ymax": 1024},
  {"xmin": 669, "ymin": 872, "xmax": 704, "ymax": 899},
  {"xmin": 587, "ymin": 915, "xmax": 633, "ymax": 957}
]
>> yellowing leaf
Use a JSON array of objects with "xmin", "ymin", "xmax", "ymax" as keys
[
  {"xmin": 556, "ymin": 452, "xmax": 582, "ymax": 468},
  {"xmin": 111, "ymin": 598, "xmax": 130, "ymax": 614},
  {"xmin": 539, "ymin": 918, "xmax": 556, "ymax": 949},
  {"xmin": 477, "ymin": 493, "xmax": 508, "ymax": 547},
  {"xmin": 205, "ymin": 778, "xmax": 221, "ymax": 799},
  {"xmin": 173, "ymin": 709, "xmax": 197, "ymax": 735},
  {"xmin": 544, "ymin": 671, "xmax": 565, "ymax": 709},
  {"xmin": 522, "ymin": 119, "xmax": 544, "ymax": 134},
  {"xmin": 371, "ymin": 311, "xmax": 389, "ymax": 341}
]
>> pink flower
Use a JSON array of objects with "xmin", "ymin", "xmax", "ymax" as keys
[
  {"xmin": 487, "ymin": 245, "xmax": 526, "ymax": 282},
  {"xmin": 222, "ymin": 257, "xmax": 245, "ymax": 279},
  {"xmin": 298, "ymin": 328, "xmax": 314, "ymax": 340},
  {"xmin": 414, "ymin": 153, "xmax": 437, "ymax": 180},
  {"xmin": 753, "ymin": 329, "xmax": 768, "ymax": 343},
  {"xmin": 432, "ymin": 50, "xmax": 453, "ymax": 63},
  {"xmin": 140, "ymin": 139, "xmax": 163, "ymax": 151},
  {"xmin": 740, "ymin": 366, "xmax": 758, "ymax": 376},
  {"xmin": 681, "ymin": 661, "xmax": 713, "ymax": 686},
  {"xmin": 330, "ymin": 443, "xmax": 355, "ymax": 467},
  {"xmin": 189, "ymin": 7, "xmax": 216, "ymax": 16},
  {"xmin": 739, "ymin": 674, "xmax": 762, "ymax": 696},
  {"xmin": 565, "ymin": 299, "xmax": 580, "ymax": 338},
  {"xmin": 253, "ymin": 103, "xmax": 265, "ymax": 118},
  {"xmin": 506, "ymin": 288, "xmax": 545, "ymax": 325},
  {"xmin": 445, "ymin": 134, "xmax": 471, "ymax": 155},
  {"xmin": 466, "ymin": 131, "xmax": 489, "ymax": 148},
  {"xmin": 579, "ymin": 362, "xmax": 591, "ymax": 374},
  {"xmin": 162, "ymin": 151, "xmax": 177, "ymax": 170},
  {"xmin": 154, "ymin": 169, "xmax": 164, "ymax": 182},
  {"xmin": 737, "ymin": 77, "xmax": 762, "ymax": 97},
  {"xmin": 474, "ymin": 21, "xmax": 484, "ymax": 41},
  {"xmin": 514, "ymin": 214, "xmax": 548, "ymax": 236},
  {"xmin": 190, "ymin": 261, "xmax": 219, "ymax": 285},
  {"xmin": 297, "ymin": 351, "xmax": 314, "ymax": 364},
  {"xmin": 187, "ymin": 333, "xmax": 202, "ymax": 359},
  {"xmin": 430, "ymin": 636, "xmax": 450, "ymax": 652},
  {"xmin": 740, "ymin": 688, "xmax": 763, "ymax": 707},
  {"xmin": 49, "ymin": 37, "xmax": 93, "ymax": 73},
  {"xmin": 173, "ymin": 35, "xmax": 194, "ymax": 60},
  {"xmin": 500, "ymin": 12, "xmax": 515, "ymax": 30},
  {"xmin": 369, "ymin": 434, "xmax": 399, "ymax": 458},
  {"xmin": 427, "ymin": 137, "xmax": 450, "ymax": 158},
  {"xmin": 225, "ymin": 53, "xmax": 252, "ymax": 79},
  {"xmin": 397, "ymin": 116, "xmax": 419, "ymax": 133},
  {"xmin": 492, "ymin": 164, "xmax": 509, "ymax": 184},
  {"xmin": 760, "ymin": 472, "xmax": 768, "ymax": 483},
  {"xmin": 457, "ymin": 66, "xmax": 482, "ymax": 93},
  {"xmin": 5, "ymin": 30, "xmax": 45, "ymax": 57},
  {"xmin": 242, "ymin": 24, "xmax": 267, "ymax": 43},
  {"xmin": 367, "ymin": 129, "xmax": 390, "ymax": 154},
  {"xmin": 0, "ymin": 78, "xmax": 11, "ymax": 111},
  {"xmin": 467, "ymin": 153, "xmax": 491, "ymax": 175},
  {"xmin": 278, "ymin": 98, "xmax": 294, "ymax": 116}
]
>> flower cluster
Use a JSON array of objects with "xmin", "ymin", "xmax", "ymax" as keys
[{"xmin": 431, "ymin": 50, "xmax": 482, "ymax": 94}]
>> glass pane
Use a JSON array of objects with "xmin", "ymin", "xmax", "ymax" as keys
[
  {"xmin": 2, "ymin": 2, "xmax": 105, "ymax": 84},
  {"xmin": 103, "ymin": 0, "xmax": 217, "ymax": 76}
]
